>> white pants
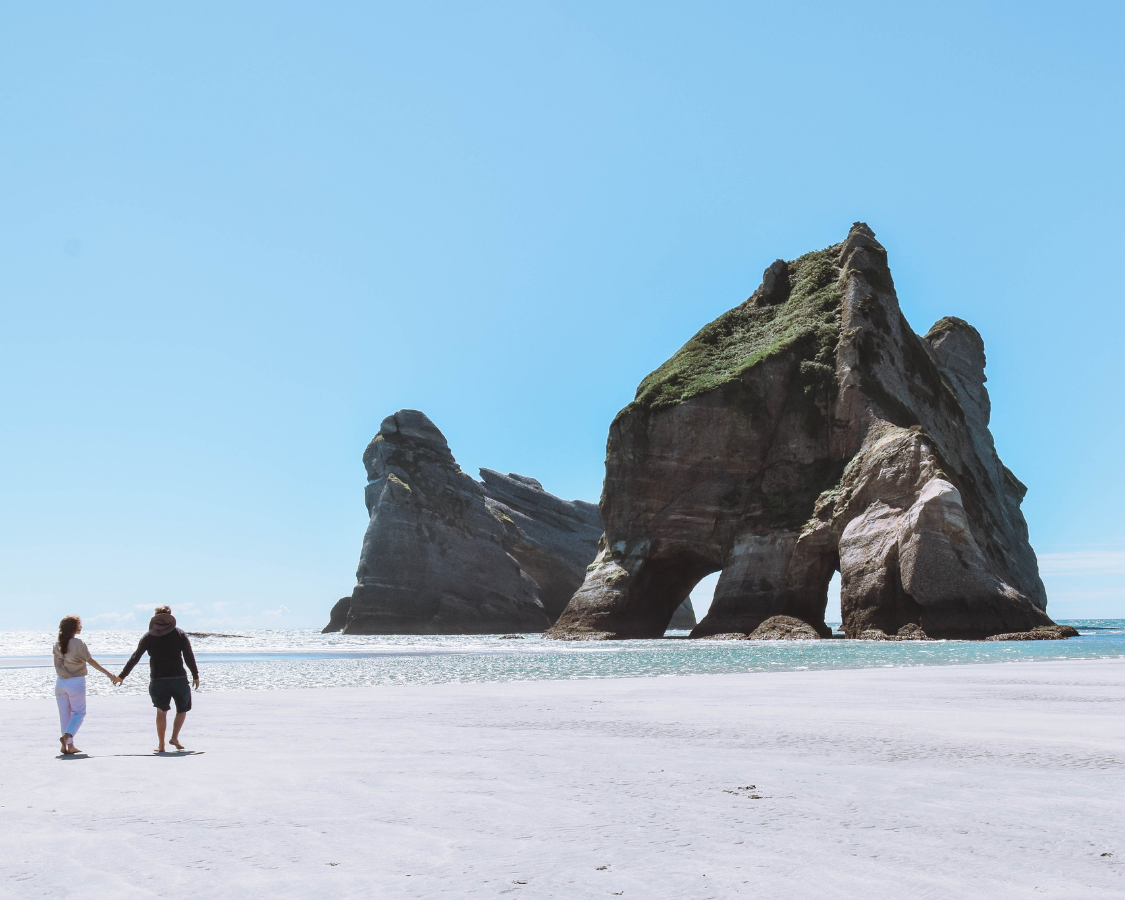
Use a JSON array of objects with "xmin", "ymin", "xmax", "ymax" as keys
[{"xmin": 55, "ymin": 677, "xmax": 86, "ymax": 738}]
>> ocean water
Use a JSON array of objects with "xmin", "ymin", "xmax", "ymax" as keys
[{"xmin": 2, "ymin": 620, "xmax": 1123, "ymax": 701}]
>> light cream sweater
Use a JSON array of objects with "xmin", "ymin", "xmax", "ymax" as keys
[{"xmin": 53, "ymin": 637, "xmax": 92, "ymax": 679}]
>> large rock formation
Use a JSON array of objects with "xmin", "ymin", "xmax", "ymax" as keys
[
  {"xmin": 325, "ymin": 410, "xmax": 698, "ymax": 634},
  {"xmin": 548, "ymin": 223, "xmax": 1052, "ymax": 641}
]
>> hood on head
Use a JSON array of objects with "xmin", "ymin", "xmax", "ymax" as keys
[{"xmin": 148, "ymin": 613, "xmax": 177, "ymax": 637}]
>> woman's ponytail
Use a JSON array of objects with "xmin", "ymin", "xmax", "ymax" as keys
[{"xmin": 58, "ymin": 616, "xmax": 80, "ymax": 655}]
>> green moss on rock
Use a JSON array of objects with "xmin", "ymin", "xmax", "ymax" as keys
[{"xmin": 629, "ymin": 246, "xmax": 843, "ymax": 411}]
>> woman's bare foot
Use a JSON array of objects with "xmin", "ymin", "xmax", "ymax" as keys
[
  {"xmin": 169, "ymin": 738, "xmax": 184, "ymax": 750},
  {"xmin": 59, "ymin": 736, "xmax": 68, "ymax": 753}
]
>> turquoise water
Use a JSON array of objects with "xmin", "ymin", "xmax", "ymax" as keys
[{"xmin": 2, "ymin": 620, "xmax": 1122, "ymax": 701}]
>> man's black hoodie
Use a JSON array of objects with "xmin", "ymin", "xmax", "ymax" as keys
[{"xmin": 120, "ymin": 614, "xmax": 199, "ymax": 681}]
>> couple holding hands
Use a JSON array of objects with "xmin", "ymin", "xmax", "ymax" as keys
[{"xmin": 53, "ymin": 606, "xmax": 200, "ymax": 755}]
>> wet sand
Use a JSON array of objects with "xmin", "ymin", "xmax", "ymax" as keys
[{"xmin": 2, "ymin": 659, "xmax": 1122, "ymax": 898}]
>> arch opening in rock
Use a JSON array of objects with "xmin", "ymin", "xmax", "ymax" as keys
[
  {"xmin": 631, "ymin": 554, "xmax": 720, "ymax": 636},
  {"xmin": 689, "ymin": 536, "xmax": 839, "ymax": 638},
  {"xmin": 555, "ymin": 545, "xmax": 720, "ymax": 640}
]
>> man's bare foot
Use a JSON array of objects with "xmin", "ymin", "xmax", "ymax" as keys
[
  {"xmin": 156, "ymin": 745, "xmax": 165, "ymax": 753},
  {"xmin": 67, "ymin": 744, "xmax": 81, "ymax": 754},
  {"xmin": 169, "ymin": 738, "xmax": 184, "ymax": 750}
]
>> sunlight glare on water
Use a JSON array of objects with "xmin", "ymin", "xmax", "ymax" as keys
[{"xmin": 1, "ymin": 621, "xmax": 1122, "ymax": 700}]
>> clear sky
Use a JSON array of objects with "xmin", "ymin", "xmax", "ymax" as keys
[{"xmin": 2, "ymin": 1, "xmax": 1123, "ymax": 630}]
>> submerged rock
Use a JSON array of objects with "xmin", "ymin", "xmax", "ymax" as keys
[
  {"xmin": 985, "ymin": 625, "xmax": 1079, "ymax": 641},
  {"xmin": 548, "ymin": 223, "xmax": 1052, "ymax": 641},
  {"xmin": 855, "ymin": 624, "xmax": 931, "ymax": 642}
]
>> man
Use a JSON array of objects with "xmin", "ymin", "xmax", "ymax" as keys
[{"xmin": 118, "ymin": 606, "xmax": 199, "ymax": 752}]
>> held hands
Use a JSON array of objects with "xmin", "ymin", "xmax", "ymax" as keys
[{"xmin": 110, "ymin": 674, "xmax": 123, "ymax": 686}]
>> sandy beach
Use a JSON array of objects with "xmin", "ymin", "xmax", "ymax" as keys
[{"xmin": 2, "ymin": 658, "xmax": 1122, "ymax": 899}]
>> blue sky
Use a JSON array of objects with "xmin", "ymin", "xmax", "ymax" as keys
[{"xmin": 2, "ymin": 1, "xmax": 1123, "ymax": 630}]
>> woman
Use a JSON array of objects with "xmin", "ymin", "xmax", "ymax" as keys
[{"xmin": 53, "ymin": 615, "xmax": 120, "ymax": 755}]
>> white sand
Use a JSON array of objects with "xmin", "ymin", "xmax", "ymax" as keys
[{"xmin": 2, "ymin": 659, "xmax": 1123, "ymax": 899}]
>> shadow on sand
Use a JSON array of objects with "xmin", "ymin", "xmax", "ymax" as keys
[{"xmin": 56, "ymin": 751, "xmax": 204, "ymax": 760}]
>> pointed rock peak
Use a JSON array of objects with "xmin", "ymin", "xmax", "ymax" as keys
[
  {"xmin": 838, "ymin": 221, "xmax": 890, "ymax": 281},
  {"xmin": 755, "ymin": 258, "xmax": 790, "ymax": 306},
  {"xmin": 380, "ymin": 409, "xmax": 450, "ymax": 450},
  {"xmin": 925, "ymin": 317, "xmax": 984, "ymax": 352},
  {"xmin": 925, "ymin": 317, "xmax": 987, "ymax": 388}
]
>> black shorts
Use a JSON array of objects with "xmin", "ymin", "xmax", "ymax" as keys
[{"xmin": 149, "ymin": 676, "xmax": 192, "ymax": 713}]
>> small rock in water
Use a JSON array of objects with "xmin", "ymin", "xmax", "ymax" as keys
[
  {"xmin": 747, "ymin": 616, "xmax": 820, "ymax": 641},
  {"xmin": 499, "ymin": 634, "xmax": 525, "ymax": 640},
  {"xmin": 984, "ymin": 625, "xmax": 1078, "ymax": 641}
]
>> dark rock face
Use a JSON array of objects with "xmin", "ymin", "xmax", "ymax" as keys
[
  {"xmin": 322, "ymin": 598, "xmax": 350, "ymax": 634},
  {"xmin": 548, "ymin": 223, "xmax": 1052, "ymax": 641},
  {"xmin": 478, "ymin": 469, "xmax": 602, "ymax": 621}
]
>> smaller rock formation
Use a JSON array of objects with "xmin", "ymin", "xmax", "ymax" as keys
[
  {"xmin": 324, "ymin": 598, "xmax": 349, "ymax": 633},
  {"xmin": 327, "ymin": 411, "xmax": 550, "ymax": 635},
  {"xmin": 747, "ymin": 616, "xmax": 820, "ymax": 640}
]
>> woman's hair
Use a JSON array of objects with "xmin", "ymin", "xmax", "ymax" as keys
[
  {"xmin": 58, "ymin": 616, "xmax": 81, "ymax": 655},
  {"xmin": 154, "ymin": 606, "xmax": 172, "ymax": 615}
]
